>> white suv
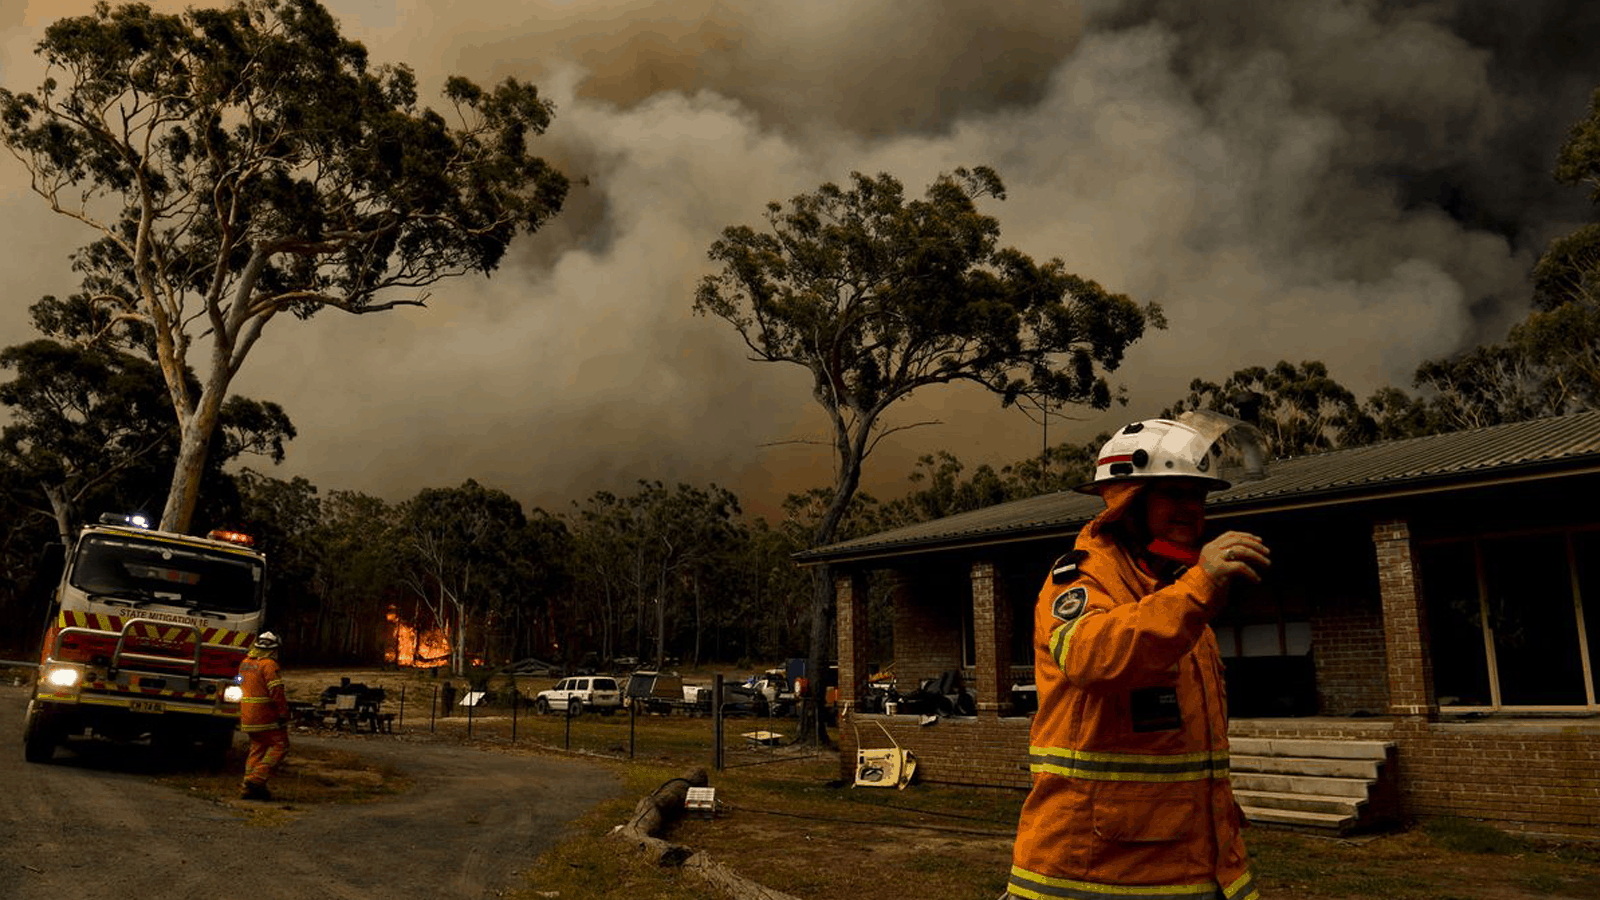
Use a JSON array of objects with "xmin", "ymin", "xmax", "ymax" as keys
[{"xmin": 535, "ymin": 676, "xmax": 622, "ymax": 715}]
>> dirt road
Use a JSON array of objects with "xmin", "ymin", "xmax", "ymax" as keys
[{"xmin": 0, "ymin": 683, "xmax": 622, "ymax": 900}]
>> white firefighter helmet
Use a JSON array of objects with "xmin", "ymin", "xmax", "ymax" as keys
[
  {"xmin": 1075, "ymin": 410, "xmax": 1268, "ymax": 495},
  {"xmin": 253, "ymin": 631, "xmax": 280, "ymax": 651}
]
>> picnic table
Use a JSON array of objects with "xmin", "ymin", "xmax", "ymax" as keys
[{"xmin": 285, "ymin": 683, "xmax": 396, "ymax": 733}]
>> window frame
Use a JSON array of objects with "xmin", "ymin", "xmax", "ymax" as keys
[{"xmin": 1421, "ymin": 524, "xmax": 1599, "ymax": 713}]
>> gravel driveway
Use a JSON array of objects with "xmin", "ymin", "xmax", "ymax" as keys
[{"xmin": 0, "ymin": 683, "xmax": 622, "ymax": 900}]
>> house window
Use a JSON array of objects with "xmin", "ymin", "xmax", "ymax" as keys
[{"xmin": 1421, "ymin": 528, "xmax": 1599, "ymax": 710}]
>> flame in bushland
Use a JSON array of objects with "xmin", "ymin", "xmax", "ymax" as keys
[{"xmin": 386, "ymin": 609, "xmax": 450, "ymax": 667}]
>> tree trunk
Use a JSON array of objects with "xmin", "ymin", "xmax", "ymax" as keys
[
  {"xmin": 800, "ymin": 564, "xmax": 832, "ymax": 746},
  {"xmin": 692, "ymin": 571, "xmax": 702, "ymax": 667},
  {"xmin": 655, "ymin": 583, "xmax": 667, "ymax": 670},
  {"xmin": 159, "ymin": 383, "xmax": 228, "ymax": 534},
  {"xmin": 44, "ymin": 485, "xmax": 72, "ymax": 546},
  {"xmin": 798, "ymin": 441, "xmax": 864, "ymax": 747}
]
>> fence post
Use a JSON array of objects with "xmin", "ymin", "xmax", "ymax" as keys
[
  {"xmin": 467, "ymin": 690, "xmax": 474, "ymax": 739},
  {"xmin": 713, "ymin": 673, "xmax": 724, "ymax": 772},
  {"xmin": 429, "ymin": 684, "xmax": 437, "ymax": 734},
  {"xmin": 629, "ymin": 699, "xmax": 636, "ymax": 759},
  {"xmin": 398, "ymin": 685, "xmax": 406, "ymax": 733}
]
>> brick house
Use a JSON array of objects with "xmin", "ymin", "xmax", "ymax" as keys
[{"xmin": 800, "ymin": 411, "xmax": 1600, "ymax": 838}]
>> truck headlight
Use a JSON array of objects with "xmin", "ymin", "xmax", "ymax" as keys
[
  {"xmin": 44, "ymin": 666, "xmax": 81, "ymax": 688},
  {"xmin": 222, "ymin": 684, "xmax": 243, "ymax": 703}
]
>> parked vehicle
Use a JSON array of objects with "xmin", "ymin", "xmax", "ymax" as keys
[
  {"xmin": 749, "ymin": 670, "xmax": 796, "ymax": 716},
  {"xmin": 625, "ymin": 670, "xmax": 689, "ymax": 715},
  {"xmin": 534, "ymin": 675, "xmax": 621, "ymax": 715},
  {"xmin": 719, "ymin": 683, "xmax": 766, "ymax": 717}
]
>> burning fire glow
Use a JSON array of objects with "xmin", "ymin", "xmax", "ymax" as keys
[{"xmin": 386, "ymin": 609, "xmax": 450, "ymax": 667}]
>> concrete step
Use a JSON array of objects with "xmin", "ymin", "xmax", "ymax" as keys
[
  {"xmin": 1231, "ymin": 771, "xmax": 1373, "ymax": 798},
  {"xmin": 1230, "ymin": 737, "xmax": 1393, "ymax": 760},
  {"xmin": 1239, "ymin": 805, "xmax": 1357, "ymax": 833},
  {"xmin": 1232, "ymin": 754, "xmax": 1382, "ymax": 780},
  {"xmin": 1233, "ymin": 789, "xmax": 1366, "ymax": 817}
]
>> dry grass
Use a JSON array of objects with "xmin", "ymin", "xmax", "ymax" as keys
[{"xmin": 191, "ymin": 669, "xmax": 1600, "ymax": 900}]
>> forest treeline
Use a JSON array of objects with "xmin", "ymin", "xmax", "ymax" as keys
[{"xmin": 0, "ymin": 308, "xmax": 1591, "ymax": 672}]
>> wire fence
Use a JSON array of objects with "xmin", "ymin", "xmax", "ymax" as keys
[{"xmin": 342, "ymin": 676, "xmax": 828, "ymax": 771}]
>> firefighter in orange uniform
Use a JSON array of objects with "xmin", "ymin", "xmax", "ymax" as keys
[
  {"xmin": 1006, "ymin": 414, "xmax": 1271, "ymax": 900},
  {"xmin": 238, "ymin": 631, "xmax": 290, "ymax": 800}
]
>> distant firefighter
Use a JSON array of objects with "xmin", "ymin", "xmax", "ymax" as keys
[{"xmin": 238, "ymin": 631, "xmax": 290, "ymax": 801}]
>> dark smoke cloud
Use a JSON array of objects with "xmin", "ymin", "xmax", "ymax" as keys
[{"xmin": 0, "ymin": 0, "xmax": 1595, "ymax": 522}]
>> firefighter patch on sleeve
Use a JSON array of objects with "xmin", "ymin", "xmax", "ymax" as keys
[{"xmin": 1052, "ymin": 586, "xmax": 1088, "ymax": 622}]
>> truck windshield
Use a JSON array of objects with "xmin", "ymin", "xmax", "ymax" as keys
[{"xmin": 68, "ymin": 534, "xmax": 263, "ymax": 614}]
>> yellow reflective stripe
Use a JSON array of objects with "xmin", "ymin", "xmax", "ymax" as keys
[
  {"xmin": 265, "ymin": 679, "xmax": 283, "ymax": 689},
  {"xmin": 1032, "ymin": 747, "xmax": 1226, "ymax": 766},
  {"xmin": 239, "ymin": 722, "xmax": 281, "ymax": 733},
  {"xmin": 1221, "ymin": 871, "xmax": 1257, "ymax": 900},
  {"xmin": 240, "ymin": 697, "xmax": 275, "ymax": 704},
  {"xmin": 1008, "ymin": 865, "xmax": 1222, "ymax": 899},
  {"xmin": 1048, "ymin": 624, "xmax": 1070, "ymax": 669},
  {"xmin": 1027, "ymin": 764, "xmax": 1222, "ymax": 783},
  {"xmin": 1049, "ymin": 609, "xmax": 1101, "ymax": 669},
  {"xmin": 1028, "ymin": 746, "xmax": 1229, "ymax": 782}
]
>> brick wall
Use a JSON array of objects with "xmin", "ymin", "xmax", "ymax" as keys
[
  {"xmin": 840, "ymin": 714, "xmax": 1600, "ymax": 839},
  {"xmin": 1234, "ymin": 718, "xmax": 1600, "ymax": 839},
  {"xmin": 838, "ymin": 711, "xmax": 1035, "ymax": 790},
  {"xmin": 1311, "ymin": 591, "xmax": 1389, "ymax": 715}
]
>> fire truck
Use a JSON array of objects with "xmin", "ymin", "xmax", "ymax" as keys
[{"xmin": 23, "ymin": 514, "xmax": 267, "ymax": 765}]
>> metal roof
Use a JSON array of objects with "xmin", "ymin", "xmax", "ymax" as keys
[{"xmin": 797, "ymin": 410, "xmax": 1600, "ymax": 565}]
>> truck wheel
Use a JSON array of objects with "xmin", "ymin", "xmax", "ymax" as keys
[
  {"xmin": 536, "ymin": 698, "xmax": 551, "ymax": 715},
  {"xmin": 570, "ymin": 699, "xmax": 584, "ymax": 717},
  {"xmin": 23, "ymin": 702, "xmax": 58, "ymax": 764}
]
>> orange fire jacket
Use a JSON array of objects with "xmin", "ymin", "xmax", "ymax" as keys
[
  {"xmin": 1007, "ymin": 507, "xmax": 1257, "ymax": 900},
  {"xmin": 238, "ymin": 655, "xmax": 289, "ymax": 734}
]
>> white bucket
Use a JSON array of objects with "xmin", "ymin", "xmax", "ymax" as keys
[{"xmin": 884, "ymin": 701, "xmax": 897, "ymax": 716}]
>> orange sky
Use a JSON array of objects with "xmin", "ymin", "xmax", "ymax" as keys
[{"xmin": 0, "ymin": 0, "xmax": 1592, "ymax": 522}]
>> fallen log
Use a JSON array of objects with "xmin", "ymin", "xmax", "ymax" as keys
[
  {"xmin": 611, "ymin": 768, "xmax": 805, "ymax": 900},
  {"xmin": 613, "ymin": 768, "xmax": 704, "ymax": 866}
]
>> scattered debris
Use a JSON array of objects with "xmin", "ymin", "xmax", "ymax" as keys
[{"xmin": 853, "ymin": 720, "xmax": 917, "ymax": 790}]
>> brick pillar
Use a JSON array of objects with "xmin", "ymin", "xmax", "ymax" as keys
[
  {"xmin": 1373, "ymin": 519, "xmax": 1436, "ymax": 718},
  {"xmin": 835, "ymin": 569, "xmax": 870, "ymax": 785},
  {"xmin": 971, "ymin": 560, "xmax": 1011, "ymax": 716},
  {"xmin": 835, "ymin": 569, "xmax": 870, "ymax": 715}
]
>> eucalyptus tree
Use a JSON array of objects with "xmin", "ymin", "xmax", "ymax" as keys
[
  {"xmin": 1161, "ymin": 360, "xmax": 1364, "ymax": 458},
  {"xmin": 696, "ymin": 167, "xmax": 1159, "ymax": 739},
  {"xmin": 0, "ymin": 0, "xmax": 567, "ymax": 532},
  {"xmin": 396, "ymin": 480, "xmax": 527, "ymax": 675},
  {"xmin": 0, "ymin": 339, "xmax": 293, "ymax": 543}
]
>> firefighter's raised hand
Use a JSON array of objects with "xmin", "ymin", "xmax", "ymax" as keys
[{"xmin": 1199, "ymin": 531, "xmax": 1271, "ymax": 584}]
